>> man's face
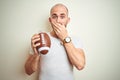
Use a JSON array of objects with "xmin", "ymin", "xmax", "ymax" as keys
[{"xmin": 49, "ymin": 6, "xmax": 70, "ymax": 27}]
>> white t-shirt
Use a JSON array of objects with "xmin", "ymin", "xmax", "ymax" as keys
[{"xmin": 30, "ymin": 32, "xmax": 83, "ymax": 80}]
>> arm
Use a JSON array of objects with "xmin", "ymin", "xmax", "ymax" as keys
[
  {"xmin": 50, "ymin": 21, "xmax": 86, "ymax": 70},
  {"xmin": 63, "ymin": 42, "xmax": 85, "ymax": 70},
  {"xmin": 25, "ymin": 54, "xmax": 40, "ymax": 75},
  {"xmin": 25, "ymin": 34, "xmax": 41, "ymax": 75}
]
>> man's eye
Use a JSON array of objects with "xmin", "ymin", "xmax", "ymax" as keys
[
  {"xmin": 52, "ymin": 16, "xmax": 57, "ymax": 19},
  {"xmin": 61, "ymin": 16, "xmax": 65, "ymax": 19}
]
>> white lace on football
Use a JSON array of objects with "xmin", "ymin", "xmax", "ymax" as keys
[{"xmin": 38, "ymin": 47, "xmax": 50, "ymax": 52}]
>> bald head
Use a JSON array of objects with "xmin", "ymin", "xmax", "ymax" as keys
[
  {"xmin": 49, "ymin": 3, "xmax": 70, "ymax": 27},
  {"xmin": 50, "ymin": 3, "xmax": 69, "ymax": 16}
]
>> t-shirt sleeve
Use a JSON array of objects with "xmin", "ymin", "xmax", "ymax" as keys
[{"xmin": 72, "ymin": 37, "xmax": 84, "ymax": 49}]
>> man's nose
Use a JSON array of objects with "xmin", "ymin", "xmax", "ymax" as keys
[{"xmin": 56, "ymin": 17, "xmax": 61, "ymax": 23}]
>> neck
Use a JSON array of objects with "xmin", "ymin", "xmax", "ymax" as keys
[{"xmin": 50, "ymin": 31, "xmax": 58, "ymax": 38}]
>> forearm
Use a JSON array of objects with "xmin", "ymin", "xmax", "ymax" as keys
[
  {"xmin": 64, "ymin": 42, "xmax": 85, "ymax": 70},
  {"xmin": 25, "ymin": 54, "xmax": 40, "ymax": 75}
]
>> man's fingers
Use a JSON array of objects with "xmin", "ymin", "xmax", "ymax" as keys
[
  {"xmin": 31, "ymin": 34, "xmax": 40, "ymax": 40},
  {"xmin": 33, "ymin": 48, "xmax": 38, "ymax": 55},
  {"xmin": 52, "ymin": 22, "xmax": 62, "ymax": 32},
  {"xmin": 31, "ymin": 34, "xmax": 41, "ymax": 55},
  {"xmin": 32, "ymin": 38, "xmax": 40, "ymax": 45},
  {"xmin": 33, "ymin": 43, "xmax": 40, "ymax": 55},
  {"xmin": 33, "ymin": 43, "xmax": 40, "ymax": 48},
  {"xmin": 52, "ymin": 22, "xmax": 61, "ymax": 28},
  {"xmin": 31, "ymin": 33, "xmax": 40, "ymax": 48}
]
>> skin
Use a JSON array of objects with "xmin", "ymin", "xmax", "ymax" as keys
[
  {"xmin": 25, "ymin": 4, "xmax": 86, "ymax": 75},
  {"xmin": 49, "ymin": 4, "xmax": 70, "ymax": 41}
]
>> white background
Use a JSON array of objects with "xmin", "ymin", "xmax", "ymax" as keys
[{"xmin": 0, "ymin": 0, "xmax": 120, "ymax": 80}]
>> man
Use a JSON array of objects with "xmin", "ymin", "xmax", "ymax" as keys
[{"xmin": 25, "ymin": 3, "xmax": 85, "ymax": 80}]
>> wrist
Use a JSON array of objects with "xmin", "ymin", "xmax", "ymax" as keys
[{"xmin": 63, "ymin": 36, "xmax": 72, "ymax": 44}]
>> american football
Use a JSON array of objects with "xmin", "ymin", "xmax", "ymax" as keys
[{"xmin": 37, "ymin": 32, "xmax": 51, "ymax": 55}]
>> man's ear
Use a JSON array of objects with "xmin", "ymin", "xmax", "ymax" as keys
[
  {"xmin": 67, "ymin": 17, "xmax": 70, "ymax": 24},
  {"xmin": 49, "ymin": 17, "xmax": 51, "ymax": 22}
]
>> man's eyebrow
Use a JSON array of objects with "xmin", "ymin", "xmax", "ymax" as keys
[
  {"xmin": 51, "ymin": 13, "xmax": 66, "ymax": 17},
  {"xmin": 52, "ymin": 14, "xmax": 57, "ymax": 16},
  {"xmin": 60, "ymin": 13, "xmax": 66, "ymax": 16}
]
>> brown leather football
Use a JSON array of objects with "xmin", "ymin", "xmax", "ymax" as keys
[{"xmin": 36, "ymin": 32, "xmax": 51, "ymax": 55}]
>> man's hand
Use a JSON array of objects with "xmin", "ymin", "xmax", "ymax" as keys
[
  {"xmin": 51, "ymin": 21, "xmax": 68, "ymax": 41},
  {"xmin": 31, "ymin": 34, "xmax": 40, "ymax": 55}
]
